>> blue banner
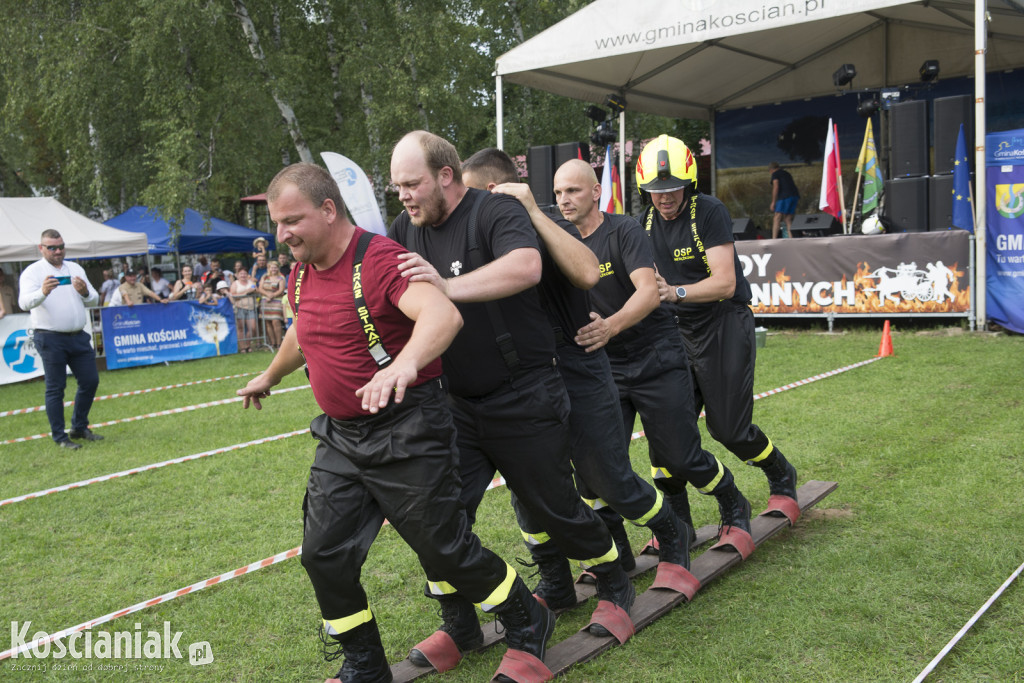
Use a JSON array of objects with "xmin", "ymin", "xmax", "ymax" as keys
[
  {"xmin": 986, "ymin": 128, "xmax": 1024, "ymax": 334},
  {"xmin": 101, "ymin": 299, "xmax": 238, "ymax": 370}
]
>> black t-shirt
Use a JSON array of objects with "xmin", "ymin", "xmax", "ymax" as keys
[
  {"xmin": 536, "ymin": 209, "xmax": 593, "ymax": 349},
  {"xmin": 644, "ymin": 193, "xmax": 753, "ymax": 320},
  {"xmin": 389, "ymin": 188, "xmax": 554, "ymax": 397},
  {"xmin": 771, "ymin": 168, "xmax": 799, "ymax": 199},
  {"xmin": 582, "ymin": 212, "xmax": 675, "ymax": 344}
]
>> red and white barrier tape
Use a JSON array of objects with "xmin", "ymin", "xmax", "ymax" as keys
[
  {"xmin": 0, "ymin": 372, "xmax": 257, "ymax": 418},
  {"xmin": 0, "ymin": 385, "xmax": 311, "ymax": 446},
  {"xmin": 629, "ymin": 356, "xmax": 882, "ymax": 441},
  {"xmin": 0, "ymin": 429, "xmax": 310, "ymax": 507},
  {"xmin": 0, "ymin": 473, "xmax": 510, "ymax": 661}
]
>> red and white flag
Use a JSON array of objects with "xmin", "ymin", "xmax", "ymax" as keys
[
  {"xmin": 818, "ymin": 119, "xmax": 842, "ymax": 221},
  {"xmin": 600, "ymin": 145, "xmax": 623, "ymax": 214}
]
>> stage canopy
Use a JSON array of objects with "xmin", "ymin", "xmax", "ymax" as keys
[
  {"xmin": 0, "ymin": 197, "xmax": 149, "ymax": 262},
  {"xmin": 105, "ymin": 206, "xmax": 275, "ymax": 255},
  {"xmin": 496, "ymin": 0, "xmax": 1024, "ymax": 120}
]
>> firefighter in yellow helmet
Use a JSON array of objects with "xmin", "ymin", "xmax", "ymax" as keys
[{"xmin": 638, "ymin": 135, "xmax": 801, "ymax": 527}]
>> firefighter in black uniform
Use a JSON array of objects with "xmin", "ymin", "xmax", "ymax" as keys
[
  {"xmin": 461, "ymin": 148, "xmax": 693, "ymax": 610},
  {"xmin": 389, "ymin": 132, "xmax": 636, "ymax": 678},
  {"xmin": 552, "ymin": 158, "xmax": 754, "ymax": 549},
  {"xmin": 637, "ymin": 135, "xmax": 799, "ymax": 524}
]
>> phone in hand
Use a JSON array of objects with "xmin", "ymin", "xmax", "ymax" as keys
[{"xmin": 55, "ymin": 276, "xmax": 72, "ymax": 286}]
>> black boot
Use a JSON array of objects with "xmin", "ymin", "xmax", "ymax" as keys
[
  {"xmin": 712, "ymin": 476, "xmax": 752, "ymax": 535},
  {"xmin": 597, "ymin": 507, "xmax": 636, "ymax": 572},
  {"xmin": 493, "ymin": 577, "xmax": 556, "ymax": 682},
  {"xmin": 754, "ymin": 448, "xmax": 798, "ymax": 499},
  {"xmin": 524, "ymin": 541, "xmax": 578, "ymax": 611},
  {"xmin": 666, "ymin": 488, "xmax": 698, "ymax": 545},
  {"xmin": 645, "ymin": 502, "xmax": 691, "ymax": 570},
  {"xmin": 586, "ymin": 562, "xmax": 636, "ymax": 637},
  {"xmin": 408, "ymin": 593, "xmax": 482, "ymax": 666},
  {"xmin": 321, "ymin": 619, "xmax": 392, "ymax": 683}
]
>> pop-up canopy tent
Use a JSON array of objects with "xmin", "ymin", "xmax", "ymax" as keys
[
  {"xmin": 495, "ymin": 0, "xmax": 1024, "ymax": 327},
  {"xmin": 0, "ymin": 197, "xmax": 149, "ymax": 262},
  {"xmin": 105, "ymin": 206, "xmax": 275, "ymax": 255}
]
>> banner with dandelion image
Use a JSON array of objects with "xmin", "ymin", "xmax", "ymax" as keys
[{"xmin": 101, "ymin": 299, "xmax": 238, "ymax": 370}]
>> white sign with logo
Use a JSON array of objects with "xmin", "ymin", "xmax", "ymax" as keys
[{"xmin": 0, "ymin": 314, "xmax": 43, "ymax": 385}]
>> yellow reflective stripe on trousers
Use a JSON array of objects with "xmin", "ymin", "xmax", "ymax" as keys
[
  {"xmin": 631, "ymin": 489, "xmax": 664, "ymax": 526},
  {"xmin": 323, "ymin": 608, "xmax": 373, "ymax": 636},
  {"xmin": 747, "ymin": 439, "xmax": 775, "ymax": 464},
  {"xmin": 427, "ymin": 580, "xmax": 457, "ymax": 596},
  {"xmin": 577, "ymin": 541, "xmax": 619, "ymax": 569},
  {"xmin": 521, "ymin": 530, "xmax": 551, "ymax": 546},
  {"xmin": 697, "ymin": 458, "xmax": 725, "ymax": 494},
  {"xmin": 651, "ymin": 466, "xmax": 671, "ymax": 480},
  {"xmin": 478, "ymin": 563, "xmax": 518, "ymax": 613},
  {"xmin": 582, "ymin": 496, "xmax": 608, "ymax": 511}
]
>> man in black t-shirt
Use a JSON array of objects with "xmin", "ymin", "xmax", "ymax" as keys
[
  {"xmin": 389, "ymin": 132, "xmax": 637, "ymax": 678},
  {"xmin": 640, "ymin": 135, "xmax": 800, "ymax": 526},
  {"xmin": 462, "ymin": 148, "xmax": 695, "ymax": 609},
  {"xmin": 553, "ymin": 158, "xmax": 755, "ymax": 558},
  {"xmin": 769, "ymin": 161, "xmax": 800, "ymax": 239}
]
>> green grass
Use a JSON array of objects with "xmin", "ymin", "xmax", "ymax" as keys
[{"xmin": 1, "ymin": 328, "xmax": 1023, "ymax": 681}]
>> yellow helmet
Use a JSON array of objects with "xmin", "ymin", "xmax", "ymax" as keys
[{"xmin": 636, "ymin": 134, "xmax": 697, "ymax": 193}]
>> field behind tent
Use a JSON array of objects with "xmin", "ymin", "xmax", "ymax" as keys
[{"xmin": 1, "ymin": 326, "xmax": 1022, "ymax": 682}]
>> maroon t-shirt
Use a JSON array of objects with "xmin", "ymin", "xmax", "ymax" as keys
[{"xmin": 291, "ymin": 227, "xmax": 442, "ymax": 420}]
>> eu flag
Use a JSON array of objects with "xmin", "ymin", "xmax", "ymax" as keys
[{"xmin": 952, "ymin": 123, "xmax": 973, "ymax": 232}]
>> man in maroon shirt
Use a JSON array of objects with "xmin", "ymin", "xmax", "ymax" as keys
[{"xmin": 238, "ymin": 163, "xmax": 551, "ymax": 683}]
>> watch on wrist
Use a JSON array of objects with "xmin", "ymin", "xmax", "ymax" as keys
[{"xmin": 675, "ymin": 286, "xmax": 687, "ymax": 301}]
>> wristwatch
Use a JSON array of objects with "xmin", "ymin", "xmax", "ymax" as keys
[{"xmin": 675, "ymin": 286, "xmax": 687, "ymax": 301}]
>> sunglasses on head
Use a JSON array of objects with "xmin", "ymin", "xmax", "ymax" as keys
[{"xmin": 44, "ymin": 244, "xmax": 66, "ymax": 252}]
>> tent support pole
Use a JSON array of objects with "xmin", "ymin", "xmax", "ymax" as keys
[
  {"xmin": 618, "ymin": 110, "xmax": 626, "ymax": 209},
  {"xmin": 709, "ymin": 108, "xmax": 717, "ymax": 196},
  {"xmin": 974, "ymin": 0, "xmax": 987, "ymax": 329},
  {"xmin": 496, "ymin": 74, "xmax": 504, "ymax": 151}
]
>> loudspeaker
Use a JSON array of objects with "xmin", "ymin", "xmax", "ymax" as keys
[
  {"xmin": 554, "ymin": 142, "xmax": 590, "ymax": 169},
  {"xmin": 929, "ymin": 174, "xmax": 953, "ymax": 231},
  {"xmin": 885, "ymin": 176, "xmax": 929, "ymax": 232},
  {"xmin": 527, "ymin": 145, "xmax": 556, "ymax": 208},
  {"xmin": 732, "ymin": 218, "xmax": 757, "ymax": 240},
  {"xmin": 933, "ymin": 95, "xmax": 972, "ymax": 175},
  {"xmin": 790, "ymin": 213, "xmax": 840, "ymax": 237},
  {"xmin": 890, "ymin": 100, "xmax": 929, "ymax": 177}
]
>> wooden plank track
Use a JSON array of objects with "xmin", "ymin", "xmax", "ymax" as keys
[
  {"xmin": 543, "ymin": 480, "xmax": 838, "ymax": 675},
  {"xmin": 390, "ymin": 523, "xmax": 721, "ymax": 681}
]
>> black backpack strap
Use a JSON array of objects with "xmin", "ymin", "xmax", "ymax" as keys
[
  {"xmin": 352, "ymin": 231, "xmax": 392, "ymax": 369},
  {"xmin": 464, "ymin": 190, "xmax": 520, "ymax": 376}
]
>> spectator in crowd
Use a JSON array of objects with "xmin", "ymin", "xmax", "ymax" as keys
[
  {"xmin": 98, "ymin": 269, "xmax": 118, "ymax": 306},
  {"xmin": 252, "ymin": 236, "xmax": 269, "ymax": 263},
  {"xmin": 769, "ymin": 161, "xmax": 800, "ymax": 239},
  {"xmin": 197, "ymin": 283, "xmax": 215, "ymax": 305},
  {"xmin": 19, "ymin": 230, "xmax": 102, "ymax": 449},
  {"xmin": 107, "ymin": 274, "xmax": 125, "ymax": 306},
  {"xmin": 118, "ymin": 270, "xmax": 167, "ymax": 306},
  {"xmin": 202, "ymin": 258, "xmax": 225, "ymax": 289},
  {"xmin": 259, "ymin": 261, "xmax": 286, "ymax": 350},
  {"xmin": 251, "ymin": 253, "xmax": 268, "ymax": 284},
  {"xmin": 229, "ymin": 268, "xmax": 258, "ymax": 352},
  {"xmin": 150, "ymin": 267, "xmax": 172, "ymax": 299},
  {"xmin": 170, "ymin": 265, "xmax": 202, "ymax": 301},
  {"xmin": 0, "ymin": 268, "xmax": 19, "ymax": 318},
  {"xmin": 214, "ymin": 280, "xmax": 230, "ymax": 304},
  {"xmin": 276, "ymin": 251, "xmax": 292, "ymax": 277},
  {"xmin": 193, "ymin": 256, "xmax": 211, "ymax": 280}
]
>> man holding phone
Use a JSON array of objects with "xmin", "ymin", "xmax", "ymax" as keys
[{"xmin": 19, "ymin": 230, "xmax": 103, "ymax": 450}]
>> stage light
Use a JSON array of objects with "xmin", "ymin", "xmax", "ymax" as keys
[
  {"xmin": 832, "ymin": 63, "xmax": 856, "ymax": 87},
  {"xmin": 585, "ymin": 105, "xmax": 607, "ymax": 123},
  {"xmin": 857, "ymin": 98, "xmax": 880, "ymax": 117},
  {"xmin": 604, "ymin": 93, "xmax": 627, "ymax": 116},
  {"xmin": 919, "ymin": 60, "xmax": 940, "ymax": 83}
]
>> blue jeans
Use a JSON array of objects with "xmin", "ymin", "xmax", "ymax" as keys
[{"xmin": 32, "ymin": 330, "xmax": 99, "ymax": 442}]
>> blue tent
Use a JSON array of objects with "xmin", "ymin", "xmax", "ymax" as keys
[{"xmin": 104, "ymin": 206, "xmax": 275, "ymax": 254}]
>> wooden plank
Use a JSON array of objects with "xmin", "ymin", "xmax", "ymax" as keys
[
  {"xmin": 390, "ymin": 523, "xmax": 720, "ymax": 681},
  {"xmin": 542, "ymin": 480, "xmax": 838, "ymax": 674}
]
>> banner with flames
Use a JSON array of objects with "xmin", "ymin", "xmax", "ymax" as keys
[{"xmin": 735, "ymin": 231, "xmax": 970, "ymax": 316}]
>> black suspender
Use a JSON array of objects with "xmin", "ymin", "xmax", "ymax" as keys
[
  {"xmin": 291, "ymin": 231, "xmax": 392, "ymax": 369},
  {"xmin": 644, "ymin": 194, "xmax": 711, "ymax": 278}
]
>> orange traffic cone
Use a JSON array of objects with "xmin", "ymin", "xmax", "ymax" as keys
[{"xmin": 876, "ymin": 320, "xmax": 894, "ymax": 357}]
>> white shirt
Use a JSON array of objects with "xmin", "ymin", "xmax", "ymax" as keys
[
  {"xmin": 150, "ymin": 276, "xmax": 172, "ymax": 298},
  {"xmin": 18, "ymin": 258, "xmax": 99, "ymax": 332}
]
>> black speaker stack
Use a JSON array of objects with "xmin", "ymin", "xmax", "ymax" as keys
[
  {"xmin": 790, "ymin": 213, "xmax": 841, "ymax": 238},
  {"xmin": 527, "ymin": 142, "xmax": 590, "ymax": 211},
  {"xmin": 884, "ymin": 94, "xmax": 972, "ymax": 232}
]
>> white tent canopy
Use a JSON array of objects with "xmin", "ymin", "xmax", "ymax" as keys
[
  {"xmin": 0, "ymin": 197, "xmax": 149, "ymax": 262},
  {"xmin": 495, "ymin": 0, "xmax": 1024, "ymax": 120}
]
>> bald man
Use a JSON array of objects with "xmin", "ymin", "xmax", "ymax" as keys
[{"xmin": 553, "ymin": 159, "xmax": 754, "ymax": 552}]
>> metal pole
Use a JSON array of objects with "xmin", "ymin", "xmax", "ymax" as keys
[
  {"xmin": 974, "ymin": 0, "xmax": 987, "ymax": 328},
  {"xmin": 619, "ymin": 109, "xmax": 626, "ymax": 213},
  {"xmin": 496, "ymin": 74, "xmax": 504, "ymax": 151}
]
